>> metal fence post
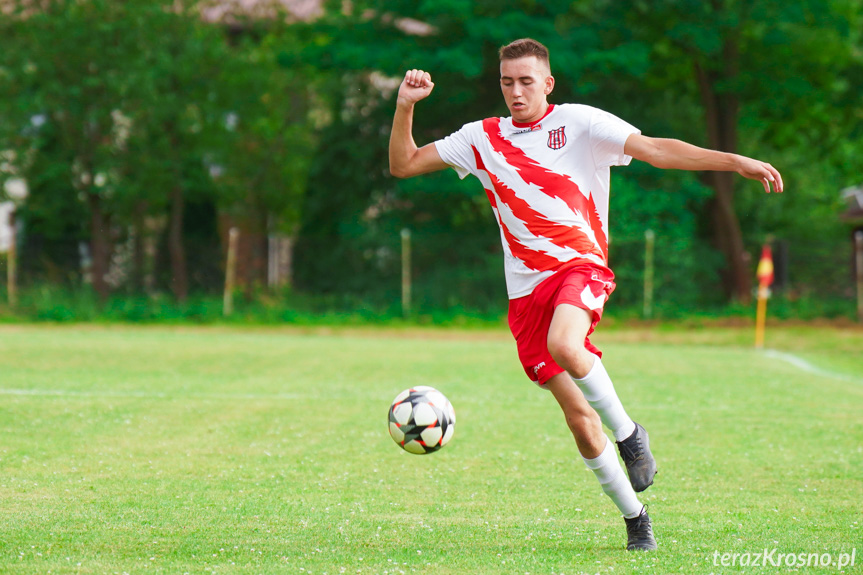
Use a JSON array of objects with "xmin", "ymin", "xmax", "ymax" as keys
[
  {"xmin": 855, "ymin": 231, "xmax": 863, "ymax": 323},
  {"xmin": 224, "ymin": 227, "xmax": 239, "ymax": 317},
  {"xmin": 401, "ymin": 228, "xmax": 411, "ymax": 317},
  {"xmin": 643, "ymin": 229, "xmax": 655, "ymax": 319}
]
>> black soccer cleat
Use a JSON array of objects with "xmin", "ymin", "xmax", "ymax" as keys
[
  {"xmin": 625, "ymin": 507, "xmax": 657, "ymax": 551},
  {"xmin": 616, "ymin": 422, "xmax": 657, "ymax": 492}
]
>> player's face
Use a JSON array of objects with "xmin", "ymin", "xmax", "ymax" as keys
[{"xmin": 500, "ymin": 56, "xmax": 554, "ymax": 124}]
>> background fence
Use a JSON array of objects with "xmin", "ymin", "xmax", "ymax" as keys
[{"xmin": 2, "ymin": 224, "xmax": 860, "ymax": 322}]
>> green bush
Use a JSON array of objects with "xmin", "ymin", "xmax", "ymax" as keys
[{"xmin": 0, "ymin": 283, "xmax": 856, "ymax": 326}]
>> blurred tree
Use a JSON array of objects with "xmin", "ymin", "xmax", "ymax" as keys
[
  {"xmin": 0, "ymin": 0, "xmax": 316, "ymax": 301},
  {"xmin": 584, "ymin": 0, "xmax": 863, "ymax": 302},
  {"xmin": 144, "ymin": 7, "xmax": 224, "ymax": 302},
  {"xmin": 288, "ymin": 1, "xmax": 600, "ymax": 310},
  {"xmin": 286, "ymin": 0, "xmax": 713, "ymax": 310},
  {"xmin": 214, "ymin": 27, "xmax": 316, "ymax": 295},
  {"xmin": 2, "ymin": 0, "xmax": 858, "ymax": 311},
  {"xmin": 290, "ymin": 0, "xmax": 862, "ymax": 309},
  {"xmin": 0, "ymin": 0, "xmax": 150, "ymax": 299}
]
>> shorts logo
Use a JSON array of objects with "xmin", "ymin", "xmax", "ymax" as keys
[
  {"xmin": 533, "ymin": 361, "xmax": 546, "ymax": 375},
  {"xmin": 580, "ymin": 285, "xmax": 606, "ymax": 311},
  {"xmin": 547, "ymin": 126, "xmax": 566, "ymax": 150}
]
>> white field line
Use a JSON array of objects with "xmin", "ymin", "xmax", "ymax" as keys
[
  {"xmin": 2, "ymin": 349, "xmax": 857, "ymax": 400},
  {"xmin": 763, "ymin": 349, "xmax": 863, "ymax": 384},
  {"xmin": 0, "ymin": 388, "xmax": 303, "ymax": 400}
]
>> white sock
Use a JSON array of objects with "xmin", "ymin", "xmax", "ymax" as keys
[
  {"xmin": 583, "ymin": 438, "xmax": 643, "ymax": 519},
  {"xmin": 572, "ymin": 357, "xmax": 636, "ymax": 442}
]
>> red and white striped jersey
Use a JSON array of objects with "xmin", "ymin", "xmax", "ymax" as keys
[{"xmin": 434, "ymin": 103, "xmax": 639, "ymax": 299}]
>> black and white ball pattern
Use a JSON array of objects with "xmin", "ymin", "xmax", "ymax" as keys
[{"xmin": 388, "ymin": 386, "xmax": 456, "ymax": 454}]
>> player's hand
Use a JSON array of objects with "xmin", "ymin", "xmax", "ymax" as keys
[
  {"xmin": 397, "ymin": 69, "xmax": 434, "ymax": 107},
  {"xmin": 736, "ymin": 156, "xmax": 784, "ymax": 193}
]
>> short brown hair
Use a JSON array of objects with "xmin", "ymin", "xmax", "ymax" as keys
[{"xmin": 499, "ymin": 38, "xmax": 550, "ymax": 69}]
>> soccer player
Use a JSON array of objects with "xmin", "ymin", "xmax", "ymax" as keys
[{"xmin": 388, "ymin": 38, "xmax": 783, "ymax": 551}]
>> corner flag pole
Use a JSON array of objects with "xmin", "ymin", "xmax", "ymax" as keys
[{"xmin": 754, "ymin": 243, "xmax": 774, "ymax": 348}]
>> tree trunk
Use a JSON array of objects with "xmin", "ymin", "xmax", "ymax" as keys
[
  {"xmin": 240, "ymin": 209, "xmax": 269, "ymax": 301},
  {"xmin": 694, "ymin": 37, "xmax": 752, "ymax": 304},
  {"xmin": 87, "ymin": 191, "xmax": 110, "ymax": 302},
  {"xmin": 168, "ymin": 183, "xmax": 188, "ymax": 302},
  {"xmin": 709, "ymin": 172, "xmax": 750, "ymax": 303},
  {"xmin": 131, "ymin": 200, "xmax": 146, "ymax": 294}
]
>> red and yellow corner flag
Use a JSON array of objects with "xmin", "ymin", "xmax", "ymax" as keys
[
  {"xmin": 757, "ymin": 245, "xmax": 774, "ymax": 290},
  {"xmin": 755, "ymin": 243, "xmax": 774, "ymax": 348}
]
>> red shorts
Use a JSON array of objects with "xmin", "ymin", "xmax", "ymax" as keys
[{"xmin": 507, "ymin": 264, "xmax": 616, "ymax": 386}]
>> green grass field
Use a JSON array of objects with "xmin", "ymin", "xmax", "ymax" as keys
[{"xmin": 1, "ymin": 324, "xmax": 861, "ymax": 574}]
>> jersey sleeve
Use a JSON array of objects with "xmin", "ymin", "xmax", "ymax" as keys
[
  {"xmin": 434, "ymin": 121, "xmax": 481, "ymax": 180},
  {"xmin": 589, "ymin": 108, "xmax": 641, "ymax": 168}
]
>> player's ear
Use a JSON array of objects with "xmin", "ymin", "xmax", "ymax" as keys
[{"xmin": 545, "ymin": 75, "xmax": 555, "ymax": 96}]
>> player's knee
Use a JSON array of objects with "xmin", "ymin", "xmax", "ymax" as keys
[
  {"xmin": 547, "ymin": 335, "xmax": 591, "ymax": 375},
  {"xmin": 547, "ymin": 334, "xmax": 576, "ymax": 364},
  {"xmin": 564, "ymin": 407, "xmax": 601, "ymax": 438}
]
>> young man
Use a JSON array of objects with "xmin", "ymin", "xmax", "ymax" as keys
[{"xmin": 388, "ymin": 38, "xmax": 783, "ymax": 551}]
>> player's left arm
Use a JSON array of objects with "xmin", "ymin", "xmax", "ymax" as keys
[{"xmin": 624, "ymin": 133, "xmax": 784, "ymax": 193}]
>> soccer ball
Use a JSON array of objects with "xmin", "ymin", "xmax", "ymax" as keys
[{"xmin": 387, "ymin": 386, "xmax": 456, "ymax": 454}]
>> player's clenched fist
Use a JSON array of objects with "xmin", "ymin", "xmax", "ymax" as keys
[{"xmin": 397, "ymin": 69, "xmax": 435, "ymax": 107}]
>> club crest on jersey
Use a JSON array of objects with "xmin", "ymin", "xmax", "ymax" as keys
[{"xmin": 547, "ymin": 126, "xmax": 566, "ymax": 150}]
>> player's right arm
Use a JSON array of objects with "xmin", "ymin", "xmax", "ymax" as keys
[
  {"xmin": 389, "ymin": 69, "xmax": 449, "ymax": 179},
  {"xmin": 624, "ymin": 134, "xmax": 784, "ymax": 193}
]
